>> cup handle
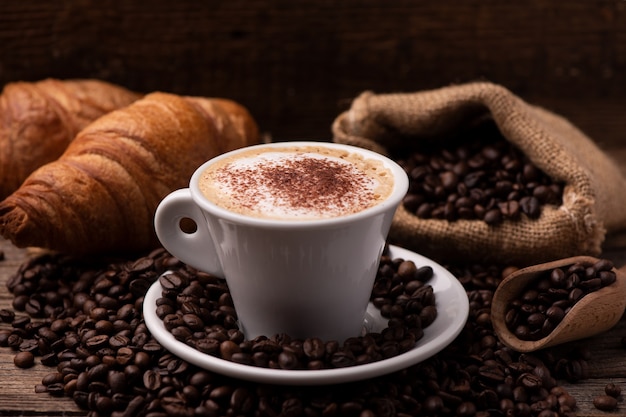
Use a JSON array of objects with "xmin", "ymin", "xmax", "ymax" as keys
[{"xmin": 154, "ymin": 188, "xmax": 224, "ymax": 277}]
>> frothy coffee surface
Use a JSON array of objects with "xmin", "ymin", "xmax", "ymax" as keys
[{"xmin": 199, "ymin": 145, "xmax": 394, "ymax": 220}]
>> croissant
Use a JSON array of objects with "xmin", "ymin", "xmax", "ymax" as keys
[
  {"xmin": 0, "ymin": 91, "xmax": 260, "ymax": 255},
  {"xmin": 0, "ymin": 78, "xmax": 142, "ymax": 199}
]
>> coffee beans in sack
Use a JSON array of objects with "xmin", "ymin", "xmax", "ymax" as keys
[{"xmin": 332, "ymin": 82, "xmax": 626, "ymax": 265}]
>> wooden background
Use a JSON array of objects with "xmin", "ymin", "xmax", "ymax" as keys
[{"xmin": 1, "ymin": 0, "xmax": 625, "ymax": 147}]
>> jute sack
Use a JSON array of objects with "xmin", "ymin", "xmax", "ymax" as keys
[{"xmin": 332, "ymin": 82, "xmax": 626, "ymax": 266}]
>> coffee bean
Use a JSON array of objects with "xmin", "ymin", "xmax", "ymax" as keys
[
  {"xmin": 605, "ymin": 382, "xmax": 622, "ymax": 398},
  {"xmin": 46, "ymin": 382, "xmax": 65, "ymax": 397},
  {"xmin": 12, "ymin": 315, "xmax": 30, "ymax": 328},
  {"xmin": 109, "ymin": 334, "xmax": 130, "ymax": 349},
  {"xmin": 517, "ymin": 372, "xmax": 543, "ymax": 389},
  {"xmin": 599, "ymin": 270, "xmax": 617, "ymax": 286},
  {"xmin": 395, "ymin": 121, "xmax": 564, "ymax": 225},
  {"xmin": 519, "ymin": 195, "xmax": 541, "ymax": 218},
  {"xmin": 7, "ymin": 333, "xmax": 22, "ymax": 350},
  {"xmin": 0, "ymin": 308, "xmax": 15, "ymax": 323},
  {"xmin": 423, "ymin": 395, "xmax": 444, "ymax": 413},
  {"xmin": 594, "ymin": 394, "xmax": 618, "ymax": 411},
  {"xmin": 219, "ymin": 340, "xmax": 241, "ymax": 361},
  {"xmin": 483, "ymin": 208, "xmax": 503, "ymax": 225},
  {"xmin": 498, "ymin": 200, "xmax": 520, "ymax": 219},
  {"xmin": 107, "ymin": 370, "xmax": 127, "ymax": 393},
  {"xmin": 396, "ymin": 260, "xmax": 418, "ymax": 281},
  {"xmin": 162, "ymin": 314, "xmax": 184, "ymax": 330},
  {"xmin": 181, "ymin": 313, "xmax": 204, "ymax": 331},
  {"xmin": 159, "ymin": 272, "xmax": 187, "ymax": 291},
  {"xmin": 303, "ymin": 338, "xmax": 325, "ymax": 360},
  {"xmin": 14, "ymin": 351, "xmax": 35, "ymax": 368},
  {"xmin": 85, "ymin": 334, "xmax": 109, "ymax": 350},
  {"xmin": 143, "ymin": 369, "xmax": 161, "ymax": 391},
  {"xmin": 278, "ymin": 351, "xmax": 300, "ymax": 369},
  {"xmin": 131, "ymin": 257, "xmax": 155, "ymax": 272}
]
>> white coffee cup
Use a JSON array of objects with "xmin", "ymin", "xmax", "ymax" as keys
[{"xmin": 154, "ymin": 141, "xmax": 409, "ymax": 342}]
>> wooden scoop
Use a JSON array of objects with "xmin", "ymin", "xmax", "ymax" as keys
[{"xmin": 491, "ymin": 256, "xmax": 626, "ymax": 352}]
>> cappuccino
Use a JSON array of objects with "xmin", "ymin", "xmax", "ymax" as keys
[
  {"xmin": 198, "ymin": 144, "xmax": 394, "ymax": 220},
  {"xmin": 155, "ymin": 141, "xmax": 408, "ymax": 340}
]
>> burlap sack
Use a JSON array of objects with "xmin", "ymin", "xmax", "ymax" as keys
[{"xmin": 332, "ymin": 82, "xmax": 626, "ymax": 266}]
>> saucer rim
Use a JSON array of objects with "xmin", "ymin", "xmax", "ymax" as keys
[{"xmin": 143, "ymin": 245, "xmax": 469, "ymax": 385}]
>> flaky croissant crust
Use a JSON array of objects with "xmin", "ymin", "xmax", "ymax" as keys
[
  {"xmin": 0, "ymin": 91, "xmax": 259, "ymax": 255},
  {"xmin": 0, "ymin": 78, "xmax": 142, "ymax": 199}
]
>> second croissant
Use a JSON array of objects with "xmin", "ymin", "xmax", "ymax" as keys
[{"xmin": 0, "ymin": 78, "xmax": 142, "ymax": 199}]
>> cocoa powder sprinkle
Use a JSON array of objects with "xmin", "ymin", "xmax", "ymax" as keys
[{"xmin": 213, "ymin": 153, "xmax": 378, "ymax": 219}]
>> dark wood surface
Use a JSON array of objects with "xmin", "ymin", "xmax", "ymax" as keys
[{"xmin": 2, "ymin": 1, "xmax": 626, "ymax": 415}]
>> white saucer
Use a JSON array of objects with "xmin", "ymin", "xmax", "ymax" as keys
[{"xmin": 143, "ymin": 245, "xmax": 469, "ymax": 385}]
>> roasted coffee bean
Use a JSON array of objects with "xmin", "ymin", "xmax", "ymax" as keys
[
  {"xmin": 109, "ymin": 334, "xmax": 130, "ymax": 349},
  {"xmin": 605, "ymin": 382, "xmax": 622, "ymax": 398},
  {"xmin": 85, "ymin": 334, "xmax": 109, "ymax": 350},
  {"xmin": 219, "ymin": 340, "xmax": 241, "ymax": 361},
  {"xmin": 396, "ymin": 260, "xmax": 418, "ymax": 280},
  {"xmin": 46, "ymin": 382, "xmax": 66, "ymax": 397},
  {"xmin": 227, "ymin": 352, "xmax": 251, "ymax": 366},
  {"xmin": 594, "ymin": 394, "xmax": 618, "ymax": 411},
  {"xmin": 519, "ymin": 195, "xmax": 541, "ymax": 218},
  {"xmin": 302, "ymin": 338, "xmax": 325, "ymax": 360},
  {"xmin": 189, "ymin": 338, "xmax": 217, "ymax": 356},
  {"xmin": 14, "ymin": 351, "xmax": 35, "ymax": 368},
  {"xmin": 505, "ymin": 259, "xmax": 616, "ymax": 341},
  {"xmin": 12, "ymin": 315, "xmax": 30, "ymax": 328},
  {"xmin": 19, "ymin": 338, "xmax": 39, "ymax": 354},
  {"xmin": 0, "ymin": 308, "xmax": 15, "ymax": 323},
  {"xmin": 159, "ymin": 272, "xmax": 187, "ymax": 291},
  {"xmin": 166, "ymin": 357, "xmax": 189, "ymax": 375},
  {"xmin": 483, "ymin": 208, "xmax": 503, "ymax": 225},
  {"xmin": 0, "ymin": 330, "xmax": 11, "ymax": 347},
  {"xmin": 7, "ymin": 333, "xmax": 23, "ymax": 350},
  {"xmin": 107, "ymin": 370, "xmax": 128, "ymax": 394},
  {"xmin": 131, "ymin": 257, "xmax": 155, "ymax": 273},
  {"xmin": 181, "ymin": 313, "xmax": 204, "ymax": 331},
  {"xmin": 115, "ymin": 347, "xmax": 134, "ymax": 366},
  {"xmin": 40, "ymin": 352, "xmax": 58, "ymax": 367},
  {"xmin": 143, "ymin": 369, "xmax": 162, "ymax": 391},
  {"xmin": 278, "ymin": 351, "xmax": 300, "ymax": 369}
]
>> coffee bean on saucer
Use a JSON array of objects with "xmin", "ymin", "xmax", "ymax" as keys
[{"xmin": 159, "ymin": 272, "xmax": 187, "ymax": 291}]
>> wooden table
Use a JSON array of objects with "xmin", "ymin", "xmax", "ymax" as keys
[{"xmin": 2, "ymin": 180, "xmax": 626, "ymax": 416}]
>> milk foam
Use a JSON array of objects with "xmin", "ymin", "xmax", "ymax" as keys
[{"xmin": 199, "ymin": 145, "xmax": 394, "ymax": 220}]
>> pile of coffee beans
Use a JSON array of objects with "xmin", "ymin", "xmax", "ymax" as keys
[
  {"xmin": 0, "ymin": 248, "xmax": 590, "ymax": 417},
  {"xmin": 395, "ymin": 120, "xmax": 564, "ymax": 225},
  {"xmin": 156, "ymin": 255, "xmax": 437, "ymax": 370},
  {"xmin": 504, "ymin": 259, "xmax": 616, "ymax": 341}
]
